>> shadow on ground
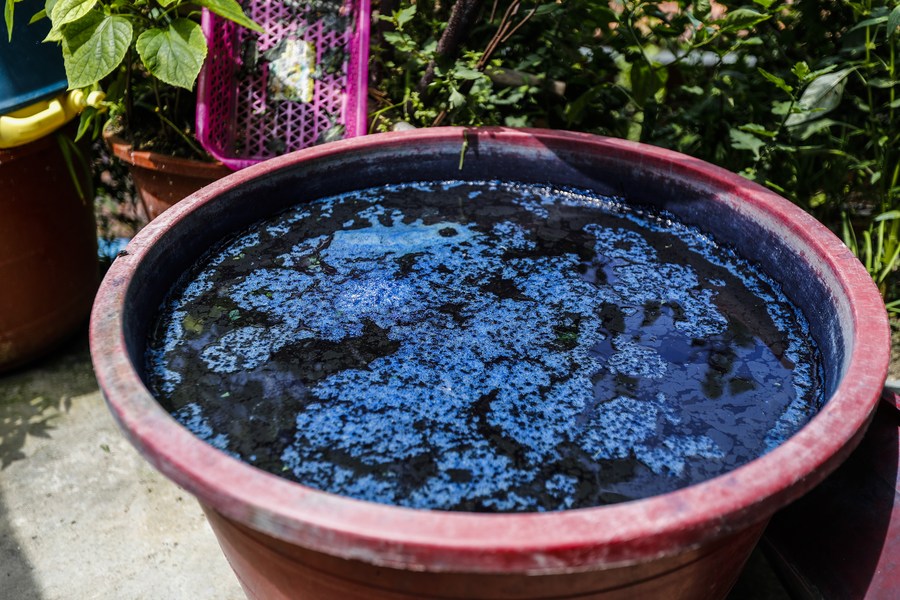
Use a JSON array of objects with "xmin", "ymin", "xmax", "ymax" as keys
[
  {"xmin": 0, "ymin": 330, "xmax": 97, "ymax": 600},
  {"xmin": 0, "ymin": 330, "xmax": 97, "ymax": 468},
  {"xmin": 765, "ymin": 399, "xmax": 900, "ymax": 598},
  {"xmin": 0, "ymin": 491, "xmax": 42, "ymax": 599}
]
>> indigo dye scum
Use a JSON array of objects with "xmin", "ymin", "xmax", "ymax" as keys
[{"xmin": 146, "ymin": 181, "xmax": 824, "ymax": 512}]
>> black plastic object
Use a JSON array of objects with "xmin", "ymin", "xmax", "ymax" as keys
[{"xmin": 0, "ymin": 0, "xmax": 67, "ymax": 116}]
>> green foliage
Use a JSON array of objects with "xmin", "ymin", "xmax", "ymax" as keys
[
  {"xmin": 135, "ymin": 18, "xmax": 207, "ymax": 90},
  {"xmin": 5, "ymin": 0, "xmax": 16, "ymax": 41},
  {"xmin": 371, "ymin": 0, "xmax": 900, "ymax": 307},
  {"xmin": 43, "ymin": 0, "xmax": 260, "ymax": 91},
  {"xmin": 844, "ymin": 210, "xmax": 900, "ymax": 314},
  {"xmin": 59, "ymin": 11, "xmax": 132, "ymax": 89},
  {"xmin": 8, "ymin": 0, "xmax": 260, "ymax": 156}
]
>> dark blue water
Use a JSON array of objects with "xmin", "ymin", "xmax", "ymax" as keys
[{"xmin": 146, "ymin": 180, "xmax": 824, "ymax": 512}]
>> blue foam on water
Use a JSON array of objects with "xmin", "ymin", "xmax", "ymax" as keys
[
  {"xmin": 148, "ymin": 180, "xmax": 825, "ymax": 511},
  {"xmin": 173, "ymin": 403, "xmax": 232, "ymax": 455}
]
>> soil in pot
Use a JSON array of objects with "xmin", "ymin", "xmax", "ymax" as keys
[{"xmin": 145, "ymin": 179, "xmax": 825, "ymax": 511}]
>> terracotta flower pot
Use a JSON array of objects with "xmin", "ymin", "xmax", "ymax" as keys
[
  {"xmin": 104, "ymin": 131, "xmax": 232, "ymax": 221},
  {"xmin": 90, "ymin": 128, "xmax": 891, "ymax": 599},
  {"xmin": 0, "ymin": 131, "xmax": 97, "ymax": 371}
]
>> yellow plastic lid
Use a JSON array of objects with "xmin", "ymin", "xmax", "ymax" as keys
[{"xmin": 0, "ymin": 90, "xmax": 105, "ymax": 148}]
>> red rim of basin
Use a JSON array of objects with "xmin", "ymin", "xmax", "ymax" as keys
[{"xmin": 90, "ymin": 127, "xmax": 891, "ymax": 574}]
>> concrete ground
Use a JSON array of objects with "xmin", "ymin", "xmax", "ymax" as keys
[
  {"xmin": 0, "ymin": 325, "xmax": 789, "ymax": 600},
  {"xmin": 0, "ymin": 329, "xmax": 243, "ymax": 600}
]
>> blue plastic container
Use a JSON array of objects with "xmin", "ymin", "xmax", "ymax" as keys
[{"xmin": 0, "ymin": 0, "xmax": 67, "ymax": 116}]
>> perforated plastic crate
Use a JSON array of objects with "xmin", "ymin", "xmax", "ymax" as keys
[{"xmin": 196, "ymin": 0, "xmax": 370, "ymax": 170}]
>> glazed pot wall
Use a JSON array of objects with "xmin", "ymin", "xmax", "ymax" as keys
[
  {"xmin": 92, "ymin": 129, "xmax": 889, "ymax": 598},
  {"xmin": 203, "ymin": 505, "xmax": 767, "ymax": 599}
]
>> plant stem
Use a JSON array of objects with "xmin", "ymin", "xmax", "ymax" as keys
[
  {"xmin": 431, "ymin": 0, "xmax": 537, "ymax": 126},
  {"xmin": 125, "ymin": 49, "xmax": 134, "ymax": 129},
  {"xmin": 153, "ymin": 108, "xmax": 207, "ymax": 157},
  {"xmin": 888, "ymin": 34, "xmax": 898, "ymax": 210},
  {"xmin": 417, "ymin": 0, "xmax": 484, "ymax": 96},
  {"xmin": 368, "ymin": 101, "xmax": 406, "ymax": 133}
]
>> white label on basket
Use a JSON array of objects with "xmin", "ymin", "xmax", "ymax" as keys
[{"xmin": 266, "ymin": 37, "xmax": 316, "ymax": 103}]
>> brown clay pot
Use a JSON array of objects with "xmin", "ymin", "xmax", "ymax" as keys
[
  {"xmin": 91, "ymin": 128, "xmax": 891, "ymax": 599},
  {"xmin": 104, "ymin": 131, "xmax": 232, "ymax": 221},
  {"xmin": 0, "ymin": 130, "xmax": 97, "ymax": 371}
]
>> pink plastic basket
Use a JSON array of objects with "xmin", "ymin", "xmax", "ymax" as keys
[{"xmin": 196, "ymin": 0, "xmax": 370, "ymax": 170}]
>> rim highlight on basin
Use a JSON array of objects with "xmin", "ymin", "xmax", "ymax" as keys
[{"xmin": 89, "ymin": 127, "xmax": 890, "ymax": 577}]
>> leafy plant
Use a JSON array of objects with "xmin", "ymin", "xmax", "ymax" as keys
[
  {"xmin": 843, "ymin": 209, "xmax": 900, "ymax": 313},
  {"xmin": 371, "ymin": 0, "xmax": 899, "ymax": 308},
  {"xmin": 9, "ymin": 0, "xmax": 261, "ymax": 157}
]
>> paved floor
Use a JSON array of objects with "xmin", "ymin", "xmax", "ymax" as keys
[
  {"xmin": 0, "ymin": 326, "xmax": 788, "ymax": 600},
  {"xmin": 0, "ymin": 330, "xmax": 243, "ymax": 600}
]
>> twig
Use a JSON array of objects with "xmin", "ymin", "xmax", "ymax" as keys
[
  {"xmin": 432, "ymin": 0, "xmax": 539, "ymax": 127},
  {"xmin": 416, "ymin": 0, "xmax": 485, "ymax": 97}
]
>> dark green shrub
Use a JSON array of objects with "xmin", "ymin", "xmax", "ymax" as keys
[{"xmin": 371, "ymin": 0, "xmax": 899, "ymax": 309}]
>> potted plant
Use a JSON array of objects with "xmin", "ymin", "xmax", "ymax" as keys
[{"xmin": 36, "ymin": 0, "xmax": 262, "ymax": 219}]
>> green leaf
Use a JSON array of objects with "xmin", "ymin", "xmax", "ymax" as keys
[
  {"xmin": 630, "ymin": 62, "xmax": 663, "ymax": 107},
  {"xmin": 685, "ymin": 10, "xmax": 702, "ymax": 29},
  {"xmin": 382, "ymin": 30, "xmax": 416, "ymax": 53},
  {"xmin": 29, "ymin": 8, "xmax": 47, "ymax": 24},
  {"xmin": 786, "ymin": 67, "xmax": 853, "ymax": 126},
  {"xmin": 694, "ymin": 0, "xmax": 711, "ymax": 18},
  {"xmin": 737, "ymin": 36, "xmax": 764, "ymax": 46},
  {"xmin": 565, "ymin": 83, "xmax": 604, "ymax": 125},
  {"xmin": 194, "ymin": 0, "xmax": 263, "ymax": 33},
  {"xmin": 395, "ymin": 4, "xmax": 416, "ymax": 27},
  {"xmin": 534, "ymin": 3, "xmax": 564, "ymax": 16},
  {"xmin": 851, "ymin": 94, "xmax": 871, "ymax": 112},
  {"xmin": 889, "ymin": 5, "xmax": 900, "ymax": 39},
  {"xmin": 4, "ymin": 0, "xmax": 12, "ymax": 42},
  {"xmin": 60, "ymin": 12, "xmax": 132, "ymax": 89},
  {"xmin": 791, "ymin": 61, "xmax": 810, "ymax": 82},
  {"xmin": 449, "ymin": 86, "xmax": 466, "ymax": 109},
  {"xmin": 848, "ymin": 16, "xmax": 888, "ymax": 33},
  {"xmin": 875, "ymin": 211, "xmax": 900, "ymax": 222},
  {"xmin": 55, "ymin": 133, "xmax": 89, "ymax": 202},
  {"xmin": 807, "ymin": 64, "xmax": 837, "ymax": 80},
  {"xmin": 75, "ymin": 105, "xmax": 97, "ymax": 140},
  {"xmin": 809, "ymin": 191, "xmax": 827, "ymax": 208},
  {"xmin": 758, "ymin": 68, "xmax": 792, "ymax": 95},
  {"xmin": 723, "ymin": 8, "xmax": 770, "ymax": 30},
  {"xmin": 770, "ymin": 100, "xmax": 793, "ymax": 116},
  {"xmin": 867, "ymin": 77, "xmax": 898, "ymax": 88},
  {"xmin": 504, "ymin": 114, "xmax": 529, "ymax": 127},
  {"xmin": 729, "ymin": 128, "xmax": 766, "ymax": 160},
  {"xmin": 44, "ymin": 23, "xmax": 63, "ymax": 41},
  {"xmin": 739, "ymin": 123, "xmax": 777, "ymax": 138},
  {"xmin": 137, "ymin": 19, "xmax": 207, "ymax": 89},
  {"xmin": 752, "ymin": 0, "xmax": 776, "ymax": 8},
  {"xmin": 156, "ymin": 0, "xmax": 177, "ymax": 6},
  {"xmin": 791, "ymin": 118, "xmax": 840, "ymax": 141},
  {"xmin": 50, "ymin": 0, "xmax": 96, "ymax": 28},
  {"xmin": 453, "ymin": 65, "xmax": 483, "ymax": 81}
]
